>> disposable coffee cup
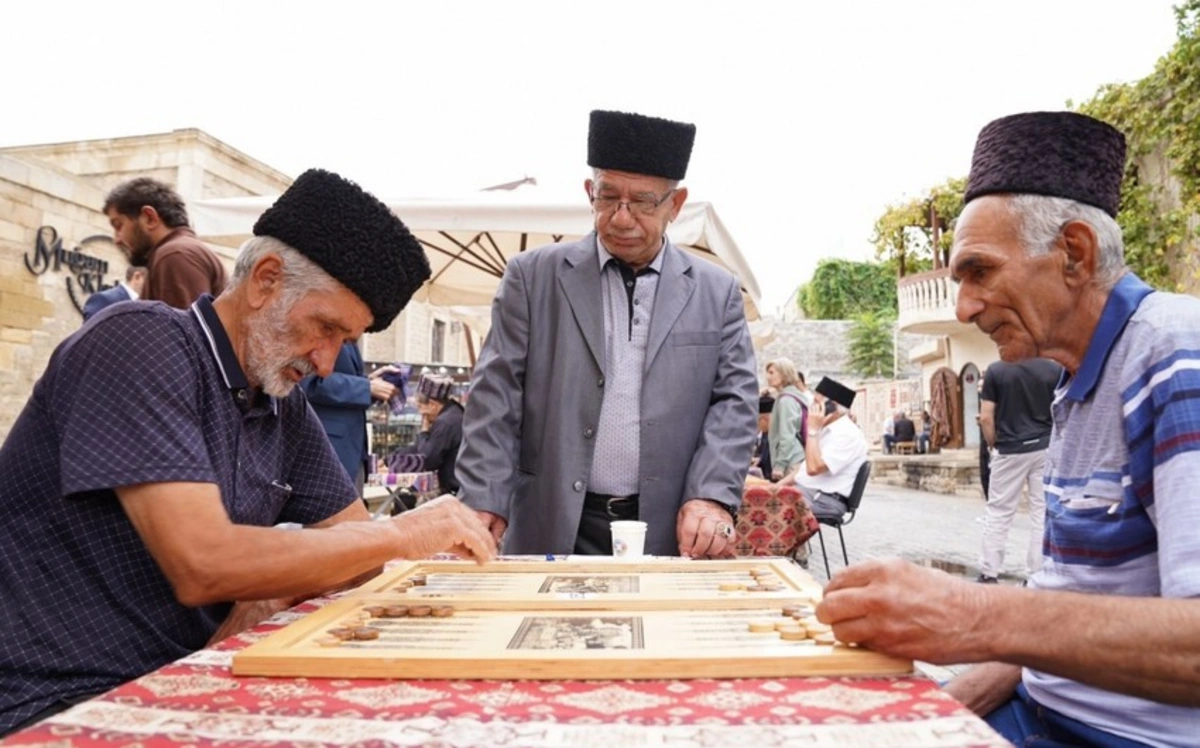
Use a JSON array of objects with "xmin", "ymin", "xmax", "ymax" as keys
[{"xmin": 610, "ymin": 520, "xmax": 648, "ymax": 558}]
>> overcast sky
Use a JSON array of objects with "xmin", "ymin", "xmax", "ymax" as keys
[{"xmin": 1, "ymin": 1, "xmax": 1182, "ymax": 314}]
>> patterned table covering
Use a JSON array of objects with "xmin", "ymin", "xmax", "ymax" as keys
[{"xmin": 2, "ymin": 599, "xmax": 1010, "ymax": 748}]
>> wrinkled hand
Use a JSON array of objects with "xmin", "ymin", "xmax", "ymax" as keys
[
  {"xmin": 816, "ymin": 558, "xmax": 994, "ymax": 663},
  {"xmin": 370, "ymin": 378, "xmax": 397, "ymax": 402},
  {"xmin": 676, "ymin": 499, "xmax": 736, "ymax": 559},
  {"xmin": 207, "ymin": 598, "xmax": 293, "ymax": 645},
  {"xmin": 390, "ymin": 495, "xmax": 497, "ymax": 563},
  {"xmin": 475, "ymin": 510, "xmax": 508, "ymax": 546},
  {"xmin": 808, "ymin": 405, "xmax": 828, "ymax": 433}
]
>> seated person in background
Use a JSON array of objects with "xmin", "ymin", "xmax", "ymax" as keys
[
  {"xmin": 780, "ymin": 377, "xmax": 868, "ymax": 520},
  {"xmin": 917, "ymin": 410, "xmax": 932, "ymax": 454},
  {"xmin": 390, "ymin": 374, "xmax": 464, "ymax": 495},
  {"xmin": 0, "ymin": 169, "xmax": 496, "ymax": 737},
  {"xmin": 892, "ymin": 411, "xmax": 915, "ymax": 451},
  {"xmin": 881, "ymin": 412, "xmax": 896, "ymax": 453}
]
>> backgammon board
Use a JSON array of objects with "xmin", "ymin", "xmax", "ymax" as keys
[{"xmin": 232, "ymin": 558, "xmax": 912, "ymax": 680}]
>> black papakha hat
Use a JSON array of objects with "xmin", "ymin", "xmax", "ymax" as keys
[
  {"xmin": 815, "ymin": 377, "xmax": 856, "ymax": 409},
  {"xmin": 964, "ymin": 112, "xmax": 1127, "ymax": 218},
  {"xmin": 588, "ymin": 110, "xmax": 696, "ymax": 181},
  {"xmin": 253, "ymin": 169, "xmax": 431, "ymax": 332},
  {"xmin": 759, "ymin": 395, "xmax": 776, "ymax": 414}
]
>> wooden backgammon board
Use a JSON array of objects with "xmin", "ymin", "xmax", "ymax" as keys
[{"xmin": 232, "ymin": 558, "xmax": 912, "ymax": 680}]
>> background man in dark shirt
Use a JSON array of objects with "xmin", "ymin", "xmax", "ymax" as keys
[
  {"xmin": 892, "ymin": 411, "xmax": 916, "ymax": 448},
  {"xmin": 103, "ymin": 177, "xmax": 228, "ymax": 309},
  {"xmin": 977, "ymin": 357, "xmax": 1061, "ymax": 582}
]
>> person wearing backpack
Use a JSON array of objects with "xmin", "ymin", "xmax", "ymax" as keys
[{"xmin": 765, "ymin": 358, "xmax": 812, "ymax": 482}]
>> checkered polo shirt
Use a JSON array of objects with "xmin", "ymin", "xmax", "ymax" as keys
[{"xmin": 0, "ymin": 296, "xmax": 355, "ymax": 733}]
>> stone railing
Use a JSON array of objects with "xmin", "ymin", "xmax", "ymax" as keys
[{"xmin": 897, "ymin": 267, "xmax": 961, "ymax": 334}]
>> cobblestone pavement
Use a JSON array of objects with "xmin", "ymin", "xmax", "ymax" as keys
[{"xmin": 803, "ymin": 479, "xmax": 1040, "ymax": 585}]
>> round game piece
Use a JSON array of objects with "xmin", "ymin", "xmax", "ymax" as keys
[
  {"xmin": 315, "ymin": 636, "xmax": 342, "ymax": 647},
  {"xmin": 352, "ymin": 627, "xmax": 380, "ymax": 640},
  {"xmin": 805, "ymin": 623, "xmax": 832, "ymax": 637},
  {"xmin": 751, "ymin": 566, "xmax": 770, "ymax": 576},
  {"xmin": 410, "ymin": 575, "xmax": 428, "ymax": 586},
  {"xmin": 774, "ymin": 621, "xmax": 798, "ymax": 632},
  {"xmin": 718, "ymin": 583, "xmax": 745, "ymax": 592},
  {"xmin": 383, "ymin": 605, "xmax": 409, "ymax": 618},
  {"xmin": 432, "ymin": 606, "xmax": 455, "ymax": 618},
  {"xmin": 792, "ymin": 638, "xmax": 818, "ymax": 647},
  {"xmin": 779, "ymin": 627, "xmax": 808, "ymax": 641},
  {"xmin": 813, "ymin": 632, "xmax": 838, "ymax": 645},
  {"xmin": 780, "ymin": 606, "xmax": 801, "ymax": 617},
  {"xmin": 364, "ymin": 606, "xmax": 387, "ymax": 618},
  {"xmin": 408, "ymin": 605, "xmax": 433, "ymax": 617},
  {"xmin": 790, "ymin": 607, "xmax": 815, "ymax": 619},
  {"xmin": 748, "ymin": 620, "xmax": 777, "ymax": 633},
  {"xmin": 328, "ymin": 627, "xmax": 355, "ymax": 640},
  {"xmin": 395, "ymin": 580, "xmax": 414, "ymax": 590}
]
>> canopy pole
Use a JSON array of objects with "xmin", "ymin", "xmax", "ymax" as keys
[{"xmin": 464, "ymin": 324, "xmax": 477, "ymax": 367}]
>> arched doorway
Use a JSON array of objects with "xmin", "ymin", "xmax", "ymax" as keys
[{"xmin": 960, "ymin": 363, "xmax": 982, "ymax": 449}]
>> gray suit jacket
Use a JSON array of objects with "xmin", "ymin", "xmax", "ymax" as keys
[{"xmin": 457, "ymin": 233, "xmax": 758, "ymax": 555}]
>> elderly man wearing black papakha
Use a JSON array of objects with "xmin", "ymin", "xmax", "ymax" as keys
[{"xmin": 0, "ymin": 169, "xmax": 496, "ymax": 736}]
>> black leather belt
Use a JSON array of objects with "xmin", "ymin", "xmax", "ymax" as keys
[{"xmin": 583, "ymin": 491, "xmax": 639, "ymax": 519}]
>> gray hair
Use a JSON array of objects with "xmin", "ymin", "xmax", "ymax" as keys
[
  {"xmin": 591, "ymin": 168, "xmax": 680, "ymax": 191},
  {"xmin": 227, "ymin": 235, "xmax": 341, "ymax": 309},
  {"xmin": 1005, "ymin": 194, "xmax": 1125, "ymax": 288}
]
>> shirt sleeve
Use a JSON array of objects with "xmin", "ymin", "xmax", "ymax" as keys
[{"xmin": 48, "ymin": 309, "xmax": 219, "ymax": 496}]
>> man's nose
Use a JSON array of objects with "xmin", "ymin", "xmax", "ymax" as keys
[
  {"xmin": 955, "ymin": 286, "xmax": 983, "ymax": 324},
  {"xmin": 608, "ymin": 204, "xmax": 638, "ymax": 227},
  {"xmin": 312, "ymin": 341, "xmax": 341, "ymax": 378}
]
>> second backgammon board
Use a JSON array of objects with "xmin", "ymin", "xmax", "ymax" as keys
[{"xmin": 233, "ymin": 558, "xmax": 913, "ymax": 680}]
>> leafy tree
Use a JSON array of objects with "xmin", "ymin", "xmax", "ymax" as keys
[
  {"xmin": 871, "ymin": 177, "xmax": 966, "ymax": 275},
  {"xmin": 797, "ymin": 259, "xmax": 897, "ymax": 320},
  {"xmin": 1072, "ymin": 0, "xmax": 1200, "ymax": 291},
  {"xmin": 847, "ymin": 311, "xmax": 896, "ymax": 380}
]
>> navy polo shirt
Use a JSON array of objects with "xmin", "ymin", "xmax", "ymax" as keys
[{"xmin": 0, "ymin": 296, "xmax": 355, "ymax": 733}]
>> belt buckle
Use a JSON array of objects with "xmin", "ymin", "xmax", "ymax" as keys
[{"xmin": 605, "ymin": 496, "xmax": 628, "ymax": 519}]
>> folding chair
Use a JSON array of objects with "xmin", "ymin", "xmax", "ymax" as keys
[{"xmin": 815, "ymin": 461, "xmax": 872, "ymax": 578}]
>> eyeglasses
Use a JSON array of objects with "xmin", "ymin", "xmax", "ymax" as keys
[{"xmin": 590, "ymin": 189, "xmax": 675, "ymax": 216}]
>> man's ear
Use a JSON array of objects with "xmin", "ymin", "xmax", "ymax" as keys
[
  {"xmin": 139, "ymin": 205, "xmax": 162, "ymax": 230},
  {"xmin": 583, "ymin": 178, "xmax": 594, "ymax": 200},
  {"xmin": 667, "ymin": 186, "xmax": 688, "ymax": 221},
  {"xmin": 1059, "ymin": 220, "xmax": 1098, "ymax": 288},
  {"xmin": 246, "ymin": 252, "xmax": 285, "ymax": 310}
]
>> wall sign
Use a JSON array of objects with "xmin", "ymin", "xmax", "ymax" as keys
[{"xmin": 23, "ymin": 226, "xmax": 116, "ymax": 316}]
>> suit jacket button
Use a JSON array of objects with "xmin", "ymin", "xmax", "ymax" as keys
[
  {"xmin": 584, "ymin": 427, "xmax": 595, "ymax": 438},
  {"xmin": 573, "ymin": 480, "xmax": 584, "ymax": 492},
  {"xmin": 597, "ymin": 376, "xmax": 605, "ymax": 387}
]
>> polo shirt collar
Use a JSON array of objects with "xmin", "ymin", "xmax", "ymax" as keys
[
  {"xmin": 190, "ymin": 294, "xmax": 277, "ymax": 414},
  {"xmin": 1065, "ymin": 273, "xmax": 1155, "ymax": 402}
]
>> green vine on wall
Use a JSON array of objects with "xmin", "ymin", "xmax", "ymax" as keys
[{"xmin": 1072, "ymin": 0, "xmax": 1200, "ymax": 291}]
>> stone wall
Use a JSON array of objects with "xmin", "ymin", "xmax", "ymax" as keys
[{"xmin": 754, "ymin": 316, "xmax": 929, "ymax": 384}]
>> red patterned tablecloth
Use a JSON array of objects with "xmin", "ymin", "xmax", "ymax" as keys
[{"xmin": 2, "ymin": 599, "xmax": 1010, "ymax": 748}]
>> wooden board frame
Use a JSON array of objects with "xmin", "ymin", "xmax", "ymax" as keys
[
  {"xmin": 232, "ymin": 596, "xmax": 913, "ymax": 680},
  {"xmin": 349, "ymin": 558, "xmax": 824, "ymax": 610}
]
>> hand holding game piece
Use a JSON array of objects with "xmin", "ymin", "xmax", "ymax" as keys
[
  {"xmin": 390, "ymin": 495, "xmax": 498, "ymax": 563},
  {"xmin": 816, "ymin": 558, "xmax": 994, "ymax": 663}
]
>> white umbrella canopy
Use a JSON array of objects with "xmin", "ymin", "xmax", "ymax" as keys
[{"xmin": 189, "ymin": 184, "xmax": 761, "ymax": 320}]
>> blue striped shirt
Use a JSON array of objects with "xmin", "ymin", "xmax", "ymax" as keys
[{"xmin": 1029, "ymin": 273, "xmax": 1200, "ymax": 745}]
